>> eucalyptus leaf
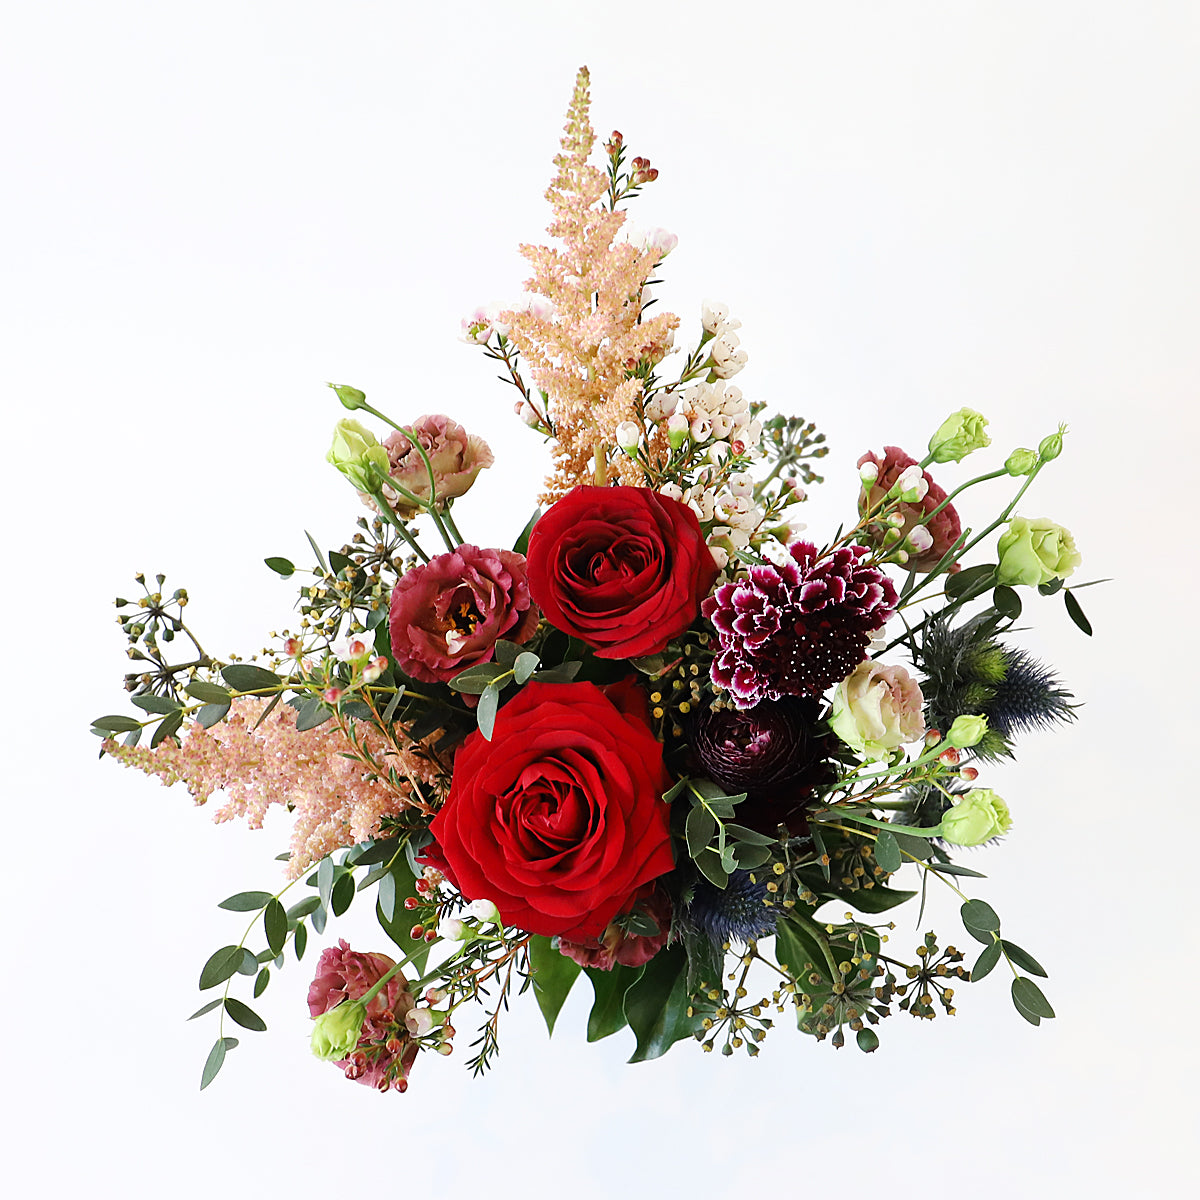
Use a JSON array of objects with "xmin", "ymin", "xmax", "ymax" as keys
[
  {"xmin": 730, "ymin": 843, "xmax": 772, "ymax": 870},
  {"xmin": 1012, "ymin": 976, "xmax": 1055, "ymax": 1023},
  {"xmin": 254, "ymin": 968, "xmax": 270, "ymax": 998},
  {"xmin": 91, "ymin": 714, "xmax": 143, "ymax": 734},
  {"xmin": 992, "ymin": 584, "xmax": 1022, "ymax": 619},
  {"xmin": 317, "ymin": 858, "xmax": 335, "ymax": 912},
  {"xmin": 217, "ymin": 891, "xmax": 273, "ymax": 912},
  {"xmin": 133, "ymin": 694, "xmax": 182, "ymax": 715},
  {"xmin": 295, "ymin": 698, "xmax": 332, "ymax": 732},
  {"xmin": 150, "ymin": 709, "xmax": 184, "ymax": 748},
  {"xmin": 447, "ymin": 662, "xmax": 507, "ymax": 695},
  {"xmin": 293, "ymin": 922, "xmax": 307, "ymax": 962},
  {"xmin": 286, "ymin": 896, "xmax": 321, "ymax": 922},
  {"xmin": 513, "ymin": 652, "xmax": 539, "ymax": 685},
  {"xmin": 198, "ymin": 945, "xmax": 244, "ymax": 991},
  {"xmin": 1064, "ymin": 589, "xmax": 1093, "ymax": 636},
  {"xmin": 841, "ymin": 885, "xmax": 917, "ymax": 915},
  {"xmin": 331, "ymin": 872, "xmax": 355, "ymax": 917},
  {"xmin": 694, "ymin": 847, "xmax": 729, "ymax": 889},
  {"xmin": 960, "ymin": 898, "xmax": 1002, "ymax": 944},
  {"xmin": 971, "ymin": 939, "xmax": 1002, "ymax": 981},
  {"xmin": 1001, "ymin": 940, "xmax": 1048, "ymax": 978},
  {"xmin": 264, "ymin": 899, "xmax": 288, "ymax": 956},
  {"xmin": 874, "ymin": 830, "xmax": 902, "ymax": 874},
  {"xmin": 224, "ymin": 998, "xmax": 267, "ymax": 1033},
  {"xmin": 477, "ymin": 683, "xmax": 499, "ymax": 741},
  {"xmin": 222, "ymin": 664, "xmax": 282, "ymax": 693},
  {"xmin": 685, "ymin": 805, "xmax": 717, "ymax": 859},
  {"xmin": 200, "ymin": 1037, "xmax": 231, "ymax": 1091},
  {"xmin": 195, "ymin": 702, "xmax": 231, "ymax": 728},
  {"xmin": 187, "ymin": 998, "xmax": 224, "ymax": 1021}
]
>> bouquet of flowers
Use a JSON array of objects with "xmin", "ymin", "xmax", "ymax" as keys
[{"xmin": 96, "ymin": 68, "xmax": 1094, "ymax": 1094}]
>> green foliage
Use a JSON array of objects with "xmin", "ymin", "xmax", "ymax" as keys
[
  {"xmin": 624, "ymin": 946, "xmax": 701, "ymax": 1063},
  {"xmin": 527, "ymin": 936, "xmax": 582, "ymax": 1036},
  {"xmin": 584, "ymin": 964, "xmax": 641, "ymax": 1042}
]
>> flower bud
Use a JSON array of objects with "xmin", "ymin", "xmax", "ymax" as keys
[
  {"xmin": 468, "ymin": 898, "xmax": 500, "ymax": 925},
  {"xmin": 907, "ymin": 525, "xmax": 934, "ymax": 554},
  {"xmin": 666, "ymin": 412, "xmax": 690, "ymax": 448},
  {"xmin": 928, "ymin": 408, "xmax": 991, "ymax": 463},
  {"xmin": 945, "ymin": 714, "xmax": 988, "ymax": 749},
  {"xmin": 310, "ymin": 1000, "xmax": 366, "ymax": 1061},
  {"xmin": 615, "ymin": 421, "xmax": 641, "ymax": 453},
  {"xmin": 1004, "ymin": 448, "xmax": 1039, "ymax": 477},
  {"xmin": 859, "ymin": 462, "xmax": 879, "ymax": 485},
  {"xmin": 438, "ymin": 917, "xmax": 469, "ymax": 941},
  {"xmin": 1038, "ymin": 424, "xmax": 1067, "ymax": 462},
  {"xmin": 328, "ymin": 383, "xmax": 367, "ymax": 411},
  {"xmin": 404, "ymin": 1007, "xmax": 435, "ymax": 1037},
  {"xmin": 939, "ymin": 789, "xmax": 1012, "ymax": 846},
  {"xmin": 996, "ymin": 516, "xmax": 1081, "ymax": 587}
]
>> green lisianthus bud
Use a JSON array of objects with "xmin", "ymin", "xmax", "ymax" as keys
[
  {"xmin": 1038, "ymin": 424, "xmax": 1067, "ymax": 462},
  {"xmin": 327, "ymin": 419, "xmax": 390, "ymax": 491},
  {"xmin": 310, "ymin": 1000, "xmax": 367, "ymax": 1061},
  {"xmin": 1004, "ymin": 448, "xmax": 1038, "ymax": 477},
  {"xmin": 939, "ymin": 789, "xmax": 1012, "ymax": 846},
  {"xmin": 945, "ymin": 714, "xmax": 988, "ymax": 749},
  {"xmin": 996, "ymin": 516, "xmax": 1081, "ymax": 587},
  {"xmin": 928, "ymin": 408, "xmax": 991, "ymax": 464},
  {"xmin": 328, "ymin": 382, "xmax": 368, "ymax": 411}
]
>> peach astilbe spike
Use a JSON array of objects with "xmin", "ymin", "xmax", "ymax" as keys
[
  {"xmin": 501, "ymin": 67, "xmax": 680, "ymax": 501},
  {"xmin": 105, "ymin": 697, "xmax": 442, "ymax": 878}
]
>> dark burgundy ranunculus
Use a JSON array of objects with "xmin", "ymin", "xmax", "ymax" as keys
[
  {"xmin": 388, "ymin": 544, "xmax": 538, "ymax": 684},
  {"xmin": 691, "ymin": 698, "xmax": 835, "ymax": 835},
  {"xmin": 526, "ymin": 485, "xmax": 719, "ymax": 659},
  {"xmin": 857, "ymin": 446, "xmax": 962, "ymax": 573},
  {"xmin": 422, "ymin": 679, "xmax": 675, "ymax": 941}
]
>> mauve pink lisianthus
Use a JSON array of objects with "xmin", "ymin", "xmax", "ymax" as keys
[
  {"xmin": 307, "ymin": 939, "xmax": 418, "ymax": 1092},
  {"xmin": 857, "ymin": 446, "xmax": 962, "ymax": 574},
  {"xmin": 377, "ymin": 414, "xmax": 494, "ymax": 517},
  {"xmin": 388, "ymin": 545, "xmax": 539, "ymax": 684}
]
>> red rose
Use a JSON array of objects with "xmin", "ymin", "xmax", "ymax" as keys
[
  {"xmin": 424, "ymin": 679, "xmax": 675, "ymax": 941},
  {"xmin": 526, "ymin": 485, "xmax": 719, "ymax": 659}
]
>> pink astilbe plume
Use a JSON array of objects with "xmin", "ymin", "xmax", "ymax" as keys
[
  {"xmin": 105, "ymin": 697, "xmax": 442, "ymax": 877},
  {"xmin": 501, "ymin": 67, "xmax": 680, "ymax": 501}
]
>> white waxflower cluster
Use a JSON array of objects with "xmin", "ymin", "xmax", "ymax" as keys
[
  {"xmin": 659, "ymin": 469, "xmax": 767, "ymax": 570},
  {"xmin": 701, "ymin": 300, "xmax": 748, "ymax": 378},
  {"xmin": 646, "ymin": 380, "xmax": 763, "ymax": 460}
]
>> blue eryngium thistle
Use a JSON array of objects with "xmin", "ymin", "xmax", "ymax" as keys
[
  {"xmin": 919, "ymin": 615, "xmax": 1076, "ymax": 761},
  {"xmin": 686, "ymin": 870, "xmax": 778, "ymax": 945}
]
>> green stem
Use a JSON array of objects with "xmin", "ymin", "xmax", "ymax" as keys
[{"xmin": 788, "ymin": 911, "xmax": 841, "ymax": 982}]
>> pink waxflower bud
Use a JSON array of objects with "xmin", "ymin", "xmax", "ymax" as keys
[
  {"xmin": 323, "ymin": 687, "xmax": 344, "ymax": 705},
  {"xmin": 284, "ymin": 637, "xmax": 303, "ymax": 657},
  {"xmin": 938, "ymin": 747, "xmax": 961, "ymax": 767},
  {"xmin": 405, "ymin": 1007, "xmax": 435, "ymax": 1037},
  {"xmin": 960, "ymin": 766, "xmax": 979, "ymax": 782}
]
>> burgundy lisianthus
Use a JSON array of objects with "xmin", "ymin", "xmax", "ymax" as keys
[
  {"xmin": 558, "ymin": 885, "xmax": 673, "ymax": 971},
  {"xmin": 388, "ymin": 544, "xmax": 538, "ymax": 684},
  {"xmin": 702, "ymin": 542, "xmax": 897, "ymax": 709},
  {"xmin": 307, "ymin": 939, "xmax": 418, "ymax": 1092},
  {"xmin": 377, "ymin": 415, "xmax": 494, "ymax": 518},
  {"xmin": 422, "ymin": 679, "xmax": 675, "ymax": 941},
  {"xmin": 691, "ymin": 698, "xmax": 835, "ymax": 835},
  {"xmin": 526, "ymin": 485, "xmax": 720, "ymax": 659},
  {"xmin": 857, "ymin": 446, "xmax": 962, "ymax": 573}
]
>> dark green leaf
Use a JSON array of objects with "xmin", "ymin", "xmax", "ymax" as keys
[
  {"xmin": 856, "ymin": 1028, "xmax": 880, "ymax": 1053},
  {"xmin": 122, "ymin": 728, "xmax": 141, "ymax": 747},
  {"xmin": 187, "ymin": 998, "xmax": 224, "ymax": 1021},
  {"xmin": 1038, "ymin": 577, "xmax": 1064, "ymax": 596},
  {"xmin": 512, "ymin": 507, "xmax": 540, "ymax": 556},
  {"xmin": 264, "ymin": 899, "xmax": 288, "ymax": 956},
  {"xmin": 875, "ymin": 830, "xmax": 902, "ymax": 874},
  {"xmin": 625, "ymin": 946, "xmax": 699, "ymax": 1063},
  {"xmin": 718, "ymin": 844, "xmax": 738, "ymax": 873},
  {"xmin": 224, "ymin": 997, "xmax": 267, "ymax": 1032},
  {"xmin": 91, "ymin": 714, "xmax": 143, "ymax": 734},
  {"xmin": 662, "ymin": 778, "xmax": 688, "ymax": 804},
  {"xmin": 293, "ymin": 922, "xmax": 307, "ymax": 962},
  {"xmin": 724, "ymin": 823, "xmax": 778, "ymax": 847},
  {"xmin": 133, "ymin": 694, "xmax": 181, "ymax": 715},
  {"xmin": 730, "ymin": 843, "xmax": 772, "ymax": 870},
  {"xmin": 217, "ymin": 890, "xmax": 273, "ymax": 912},
  {"xmin": 961, "ymin": 898, "xmax": 1002, "ymax": 945},
  {"xmin": 477, "ymin": 683, "xmax": 499, "ymax": 741},
  {"xmin": 946, "ymin": 563, "xmax": 997, "ymax": 600},
  {"xmin": 841, "ymin": 885, "xmax": 917, "ymax": 915},
  {"xmin": 972, "ymin": 939, "xmax": 1002, "ymax": 981},
  {"xmin": 222, "ymin": 664, "xmax": 282, "ymax": 692},
  {"xmin": 236, "ymin": 948, "xmax": 259, "ymax": 976},
  {"xmin": 195, "ymin": 702, "xmax": 231, "ymax": 728},
  {"xmin": 1012, "ymin": 976, "xmax": 1055, "ymax": 1023},
  {"xmin": 264, "ymin": 556, "xmax": 295, "ymax": 577},
  {"xmin": 685, "ymin": 805, "xmax": 717, "ymax": 859},
  {"xmin": 1064, "ymin": 589, "xmax": 1093, "ymax": 636},
  {"xmin": 374, "ymin": 856, "xmax": 429, "ymax": 976},
  {"xmin": 253, "ymin": 968, "xmax": 270, "ymax": 998},
  {"xmin": 317, "ymin": 858, "xmax": 335, "ymax": 912},
  {"xmin": 286, "ymin": 896, "xmax": 321, "ymax": 921},
  {"xmin": 185, "ymin": 680, "xmax": 233, "ymax": 704},
  {"xmin": 528, "ymin": 935, "xmax": 582, "ymax": 1036},
  {"xmin": 199, "ymin": 945, "xmax": 244, "ymax": 991},
  {"xmin": 584, "ymin": 964, "xmax": 642, "ymax": 1042},
  {"xmin": 924, "ymin": 861, "xmax": 987, "ymax": 879},
  {"xmin": 328, "ymin": 551, "xmax": 351, "ymax": 575},
  {"xmin": 304, "ymin": 530, "xmax": 328, "ymax": 574},
  {"xmin": 992, "ymin": 584, "xmax": 1022, "ymax": 619},
  {"xmin": 200, "ymin": 1037, "xmax": 237, "ymax": 1090},
  {"xmin": 150, "ymin": 710, "xmax": 184, "ymax": 748},
  {"xmin": 377, "ymin": 870, "xmax": 397, "ymax": 922},
  {"xmin": 331, "ymin": 872, "xmax": 354, "ymax": 917},
  {"xmin": 893, "ymin": 832, "xmax": 935, "ymax": 861},
  {"xmin": 810, "ymin": 826, "xmax": 831, "ymax": 882},
  {"xmin": 295, "ymin": 698, "xmax": 332, "ymax": 732},
  {"xmin": 1001, "ymin": 940, "xmax": 1048, "ymax": 978},
  {"xmin": 694, "ymin": 847, "xmax": 729, "ymax": 889},
  {"xmin": 532, "ymin": 661, "xmax": 582, "ymax": 683},
  {"xmin": 774, "ymin": 919, "xmax": 822, "ymax": 979},
  {"xmin": 513, "ymin": 652, "xmax": 539, "ymax": 685},
  {"xmin": 447, "ymin": 662, "xmax": 507, "ymax": 694},
  {"xmin": 251, "ymin": 692, "xmax": 282, "ymax": 730}
]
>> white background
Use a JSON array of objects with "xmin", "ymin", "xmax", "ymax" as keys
[{"xmin": 3, "ymin": 2, "xmax": 1196, "ymax": 1196}]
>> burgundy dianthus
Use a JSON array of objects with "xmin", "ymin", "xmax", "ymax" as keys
[{"xmin": 701, "ymin": 542, "xmax": 897, "ymax": 709}]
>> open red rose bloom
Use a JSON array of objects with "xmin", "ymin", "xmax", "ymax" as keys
[{"xmin": 424, "ymin": 679, "xmax": 675, "ymax": 941}]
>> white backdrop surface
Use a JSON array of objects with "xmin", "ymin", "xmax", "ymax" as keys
[{"xmin": 3, "ymin": 2, "xmax": 1197, "ymax": 1196}]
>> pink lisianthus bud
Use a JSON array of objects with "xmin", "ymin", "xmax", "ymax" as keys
[
  {"xmin": 372, "ymin": 415, "xmax": 494, "ymax": 518},
  {"xmin": 858, "ymin": 447, "xmax": 963, "ymax": 574},
  {"xmin": 388, "ymin": 545, "xmax": 538, "ymax": 684}
]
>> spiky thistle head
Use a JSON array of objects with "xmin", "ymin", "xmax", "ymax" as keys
[
  {"xmin": 683, "ymin": 870, "xmax": 778, "ymax": 947},
  {"xmin": 918, "ymin": 614, "xmax": 1076, "ymax": 761}
]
